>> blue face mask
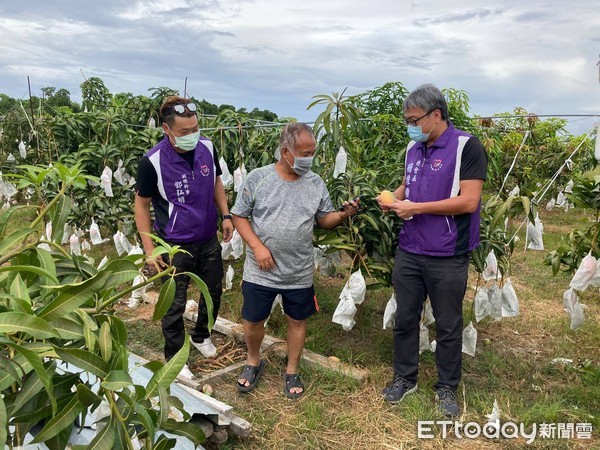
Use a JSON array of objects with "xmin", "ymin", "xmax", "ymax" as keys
[{"xmin": 407, "ymin": 124, "xmax": 430, "ymax": 142}]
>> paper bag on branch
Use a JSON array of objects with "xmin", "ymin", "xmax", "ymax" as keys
[{"xmin": 383, "ymin": 294, "xmax": 397, "ymax": 330}]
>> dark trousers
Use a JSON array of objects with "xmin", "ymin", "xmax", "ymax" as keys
[
  {"xmin": 392, "ymin": 248, "xmax": 469, "ymax": 389},
  {"xmin": 161, "ymin": 235, "xmax": 223, "ymax": 360}
]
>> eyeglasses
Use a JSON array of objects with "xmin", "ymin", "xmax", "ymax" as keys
[
  {"xmin": 404, "ymin": 110, "xmax": 433, "ymax": 126},
  {"xmin": 163, "ymin": 102, "xmax": 197, "ymax": 118}
]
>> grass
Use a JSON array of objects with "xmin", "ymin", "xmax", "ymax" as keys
[{"xmin": 116, "ymin": 207, "xmax": 599, "ymax": 449}]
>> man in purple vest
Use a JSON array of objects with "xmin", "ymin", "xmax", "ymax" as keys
[
  {"xmin": 135, "ymin": 96, "xmax": 233, "ymax": 379},
  {"xmin": 377, "ymin": 84, "xmax": 487, "ymax": 417}
]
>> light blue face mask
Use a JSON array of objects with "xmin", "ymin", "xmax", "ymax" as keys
[
  {"xmin": 166, "ymin": 125, "xmax": 200, "ymax": 151},
  {"xmin": 407, "ymin": 124, "xmax": 430, "ymax": 142}
]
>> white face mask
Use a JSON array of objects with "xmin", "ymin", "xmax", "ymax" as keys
[{"xmin": 284, "ymin": 149, "xmax": 313, "ymax": 176}]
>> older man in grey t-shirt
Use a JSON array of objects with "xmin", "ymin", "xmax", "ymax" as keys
[{"xmin": 231, "ymin": 123, "xmax": 359, "ymax": 398}]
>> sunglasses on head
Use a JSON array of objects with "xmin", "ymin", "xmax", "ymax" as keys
[{"xmin": 162, "ymin": 102, "xmax": 197, "ymax": 118}]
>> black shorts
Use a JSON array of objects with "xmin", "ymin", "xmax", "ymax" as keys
[{"xmin": 241, "ymin": 281, "xmax": 318, "ymax": 322}]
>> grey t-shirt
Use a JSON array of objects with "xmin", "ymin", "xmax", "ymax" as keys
[{"xmin": 231, "ymin": 164, "xmax": 335, "ymax": 288}]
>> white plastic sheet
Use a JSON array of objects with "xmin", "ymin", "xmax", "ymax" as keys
[
  {"xmin": 6, "ymin": 153, "xmax": 15, "ymax": 162},
  {"xmin": 419, "ymin": 324, "xmax": 430, "ymax": 354},
  {"xmin": 80, "ymin": 239, "xmax": 91, "ymax": 254},
  {"xmin": 569, "ymin": 253, "xmax": 597, "ymax": 291},
  {"xmin": 221, "ymin": 240, "xmax": 233, "ymax": 260},
  {"xmin": 422, "ymin": 298, "xmax": 435, "ymax": 326},
  {"xmin": 483, "ymin": 250, "xmax": 502, "ymax": 281},
  {"xmin": 562, "ymin": 288, "xmax": 585, "ymax": 330},
  {"xmin": 219, "ymin": 157, "xmax": 233, "ymax": 188},
  {"xmin": 501, "ymin": 279, "xmax": 520, "ymax": 317},
  {"xmin": 230, "ymin": 230, "xmax": 244, "ymax": 259},
  {"xmin": 100, "ymin": 166, "xmax": 114, "ymax": 197},
  {"xmin": 526, "ymin": 215, "xmax": 544, "ymax": 250},
  {"xmin": 225, "ymin": 265, "xmax": 234, "ymax": 290},
  {"xmin": 113, "ymin": 159, "xmax": 131, "ymax": 186},
  {"xmin": 474, "ymin": 287, "xmax": 490, "ymax": 323},
  {"xmin": 332, "ymin": 289, "xmax": 357, "ymax": 331},
  {"xmin": 264, "ymin": 294, "xmax": 284, "ymax": 328},
  {"xmin": 69, "ymin": 233, "xmax": 81, "ymax": 256},
  {"xmin": 564, "ymin": 179, "xmax": 574, "ymax": 194},
  {"xmin": 486, "ymin": 399, "xmax": 501, "ymax": 432},
  {"xmin": 128, "ymin": 274, "xmax": 148, "ymax": 308},
  {"xmin": 18, "ymin": 141, "xmax": 26, "ymax": 159},
  {"xmin": 45, "ymin": 221, "xmax": 53, "ymax": 242},
  {"xmin": 556, "ymin": 191, "xmax": 567, "ymax": 208},
  {"xmin": 462, "ymin": 321, "xmax": 477, "ymax": 356},
  {"xmin": 545, "ymin": 198, "xmax": 555, "ymax": 211},
  {"xmin": 1, "ymin": 181, "xmax": 17, "ymax": 200},
  {"xmin": 333, "ymin": 146, "xmax": 347, "ymax": 178},
  {"xmin": 233, "ymin": 164, "xmax": 247, "ymax": 193},
  {"xmin": 127, "ymin": 243, "xmax": 144, "ymax": 264},
  {"xmin": 589, "ymin": 259, "xmax": 600, "ymax": 287},
  {"xmin": 382, "ymin": 294, "xmax": 397, "ymax": 330},
  {"xmin": 113, "ymin": 231, "xmax": 132, "ymax": 256},
  {"xmin": 488, "ymin": 284, "xmax": 503, "ymax": 321},
  {"xmin": 346, "ymin": 269, "xmax": 366, "ymax": 305},
  {"xmin": 62, "ymin": 224, "xmax": 71, "ymax": 244},
  {"xmin": 89, "ymin": 219, "xmax": 104, "ymax": 245}
]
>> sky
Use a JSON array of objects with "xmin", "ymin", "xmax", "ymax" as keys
[{"xmin": 1, "ymin": 0, "xmax": 599, "ymax": 135}]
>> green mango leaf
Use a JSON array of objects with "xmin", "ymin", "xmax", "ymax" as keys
[
  {"xmin": 9, "ymin": 344, "xmax": 56, "ymax": 415},
  {"xmin": 185, "ymin": 272, "xmax": 213, "ymax": 332},
  {"xmin": 54, "ymin": 348, "xmax": 110, "ymax": 379},
  {"xmin": 6, "ymin": 297, "xmax": 34, "ymax": 315},
  {"xmin": 101, "ymin": 259, "xmax": 140, "ymax": 290},
  {"xmin": 10, "ymin": 273, "xmax": 31, "ymax": 304},
  {"xmin": 87, "ymin": 417, "xmax": 116, "ymax": 450},
  {"xmin": 0, "ymin": 228, "xmax": 38, "ymax": 255},
  {"xmin": 0, "ymin": 265, "xmax": 58, "ymax": 285},
  {"xmin": 145, "ymin": 336, "xmax": 189, "ymax": 399},
  {"xmin": 132, "ymin": 401, "xmax": 156, "ymax": 442},
  {"xmin": 154, "ymin": 435, "xmax": 177, "ymax": 450},
  {"xmin": 0, "ymin": 393, "xmax": 7, "ymax": 446},
  {"xmin": 10, "ymin": 362, "xmax": 56, "ymax": 417},
  {"xmin": 152, "ymin": 276, "xmax": 175, "ymax": 321},
  {"xmin": 77, "ymin": 383, "xmax": 102, "ymax": 407},
  {"xmin": 109, "ymin": 315, "xmax": 128, "ymax": 346},
  {"xmin": 45, "ymin": 425, "xmax": 74, "ymax": 450},
  {"xmin": 101, "ymin": 370, "xmax": 133, "ymax": 391},
  {"xmin": 157, "ymin": 384, "xmax": 169, "ymax": 427},
  {"xmin": 161, "ymin": 419, "xmax": 206, "ymax": 446},
  {"xmin": 38, "ymin": 271, "xmax": 110, "ymax": 321},
  {"xmin": 49, "ymin": 194, "xmax": 71, "ymax": 244},
  {"xmin": 0, "ymin": 204, "xmax": 36, "ymax": 237},
  {"xmin": 49, "ymin": 317, "xmax": 85, "ymax": 340},
  {"xmin": 36, "ymin": 247, "xmax": 58, "ymax": 287},
  {"xmin": 31, "ymin": 395, "xmax": 82, "ymax": 443},
  {"xmin": 0, "ymin": 354, "xmax": 31, "ymax": 391},
  {"xmin": 99, "ymin": 321, "xmax": 113, "ymax": 362},
  {"xmin": 0, "ymin": 312, "xmax": 59, "ymax": 339}
]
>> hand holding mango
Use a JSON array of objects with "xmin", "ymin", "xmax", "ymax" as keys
[{"xmin": 379, "ymin": 190, "xmax": 396, "ymax": 205}]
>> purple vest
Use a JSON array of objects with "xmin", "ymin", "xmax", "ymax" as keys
[
  {"xmin": 145, "ymin": 136, "xmax": 218, "ymax": 243},
  {"xmin": 398, "ymin": 123, "xmax": 481, "ymax": 256}
]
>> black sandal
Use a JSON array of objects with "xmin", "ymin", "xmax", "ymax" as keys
[
  {"xmin": 283, "ymin": 373, "xmax": 305, "ymax": 399},
  {"xmin": 237, "ymin": 359, "xmax": 267, "ymax": 393}
]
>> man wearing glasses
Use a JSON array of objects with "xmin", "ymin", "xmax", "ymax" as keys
[
  {"xmin": 377, "ymin": 84, "xmax": 487, "ymax": 417},
  {"xmin": 135, "ymin": 96, "xmax": 233, "ymax": 379}
]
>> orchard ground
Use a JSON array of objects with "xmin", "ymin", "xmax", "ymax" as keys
[{"xmin": 117, "ymin": 207, "xmax": 599, "ymax": 450}]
